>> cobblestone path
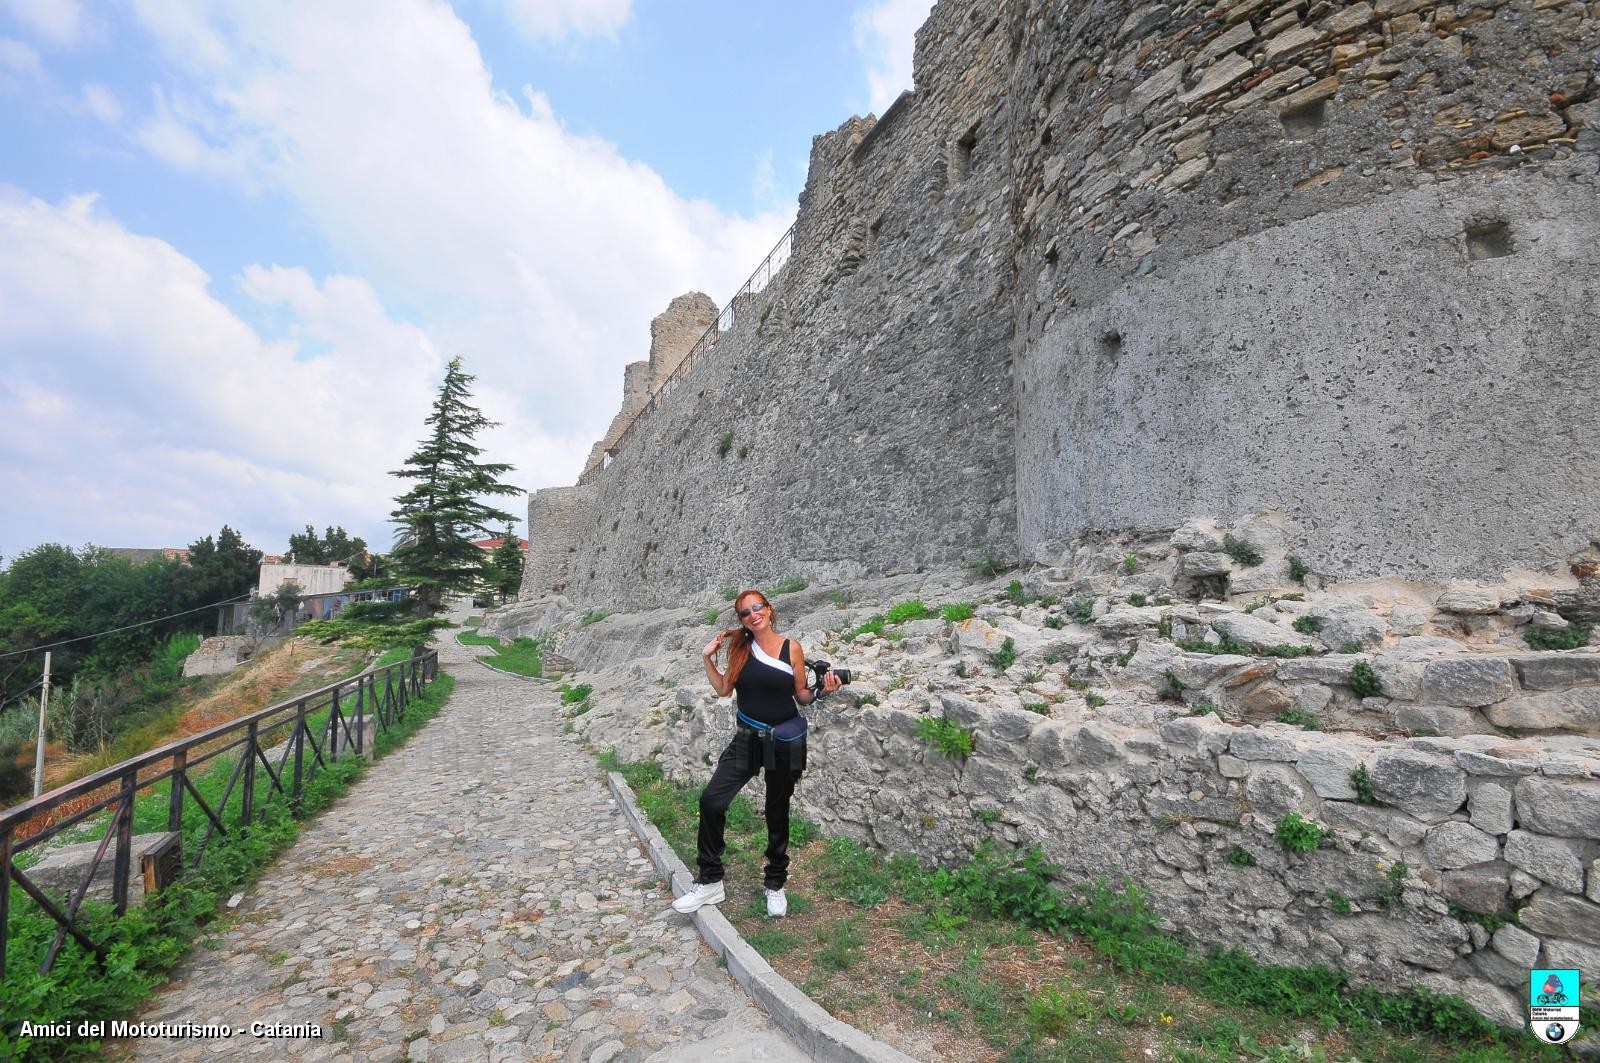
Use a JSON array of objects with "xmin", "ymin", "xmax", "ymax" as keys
[{"xmin": 125, "ymin": 620, "xmax": 811, "ymax": 1063}]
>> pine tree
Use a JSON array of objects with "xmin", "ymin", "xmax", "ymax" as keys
[
  {"xmin": 488, "ymin": 527, "xmax": 525, "ymax": 603},
  {"xmin": 389, "ymin": 358, "xmax": 520, "ymax": 617}
]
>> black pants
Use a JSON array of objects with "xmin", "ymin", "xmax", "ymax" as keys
[{"xmin": 696, "ymin": 730, "xmax": 798, "ymax": 889}]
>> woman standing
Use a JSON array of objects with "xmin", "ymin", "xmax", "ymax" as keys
[{"xmin": 672, "ymin": 588, "xmax": 841, "ymax": 917}]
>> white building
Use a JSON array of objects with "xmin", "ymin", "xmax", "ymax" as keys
[{"xmin": 257, "ymin": 562, "xmax": 350, "ymax": 597}]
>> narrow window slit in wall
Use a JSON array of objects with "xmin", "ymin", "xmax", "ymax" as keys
[
  {"xmin": 1465, "ymin": 221, "xmax": 1513, "ymax": 261},
  {"xmin": 1099, "ymin": 331, "xmax": 1123, "ymax": 359},
  {"xmin": 1278, "ymin": 98, "xmax": 1327, "ymax": 139},
  {"xmin": 949, "ymin": 126, "xmax": 978, "ymax": 183}
]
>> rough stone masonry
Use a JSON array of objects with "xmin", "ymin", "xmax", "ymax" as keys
[{"xmin": 498, "ymin": 0, "xmax": 1600, "ymax": 1032}]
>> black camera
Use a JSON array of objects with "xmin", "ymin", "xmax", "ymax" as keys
[{"xmin": 807, "ymin": 659, "xmax": 851, "ymax": 697}]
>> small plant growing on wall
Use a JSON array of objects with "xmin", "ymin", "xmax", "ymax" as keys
[
  {"xmin": 1288, "ymin": 556, "xmax": 1310, "ymax": 583},
  {"xmin": 1222, "ymin": 534, "xmax": 1263, "ymax": 567},
  {"xmin": 1350, "ymin": 762, "xmax": 1377, "ymax": 805},
  {"xmin": 1123, "ymin": 554, "xmax": 1139, "ymax": 574},
  {"xmin": 1226, "ymin": 845, "xmax": 1255, "ymax": 867},
  {"xmin": 1349, "ymin": 660, "xmax": 1383, "ymax": 698},
  {"xmin": 1524, "ymin": 621, "xmax": 1593, "ymax": 651},
  {"xmin": 941, "ymin": 602, "xmax": 975, "ymax": 622},
  {"xmin": 989, "ymin": 637, "xmax": 1017, "ymax": 671},
  {"xmin": 1292, "ymin": 616, "xmax": 1324, "ymax": 636},
  {"xmin": 716, "ymin": 431, "xmax": 734, "ymax": 458},
  {"xmin": 915, "ymin": 716, "xmax": 975, "ymax": 759},
  {"xmin": 970, "ymin": 547, "xmax": 1007, "ymax": 577},
  {"xmin": 1274, "ymin": 812, "xmax": 1331, "ymax": 853}
]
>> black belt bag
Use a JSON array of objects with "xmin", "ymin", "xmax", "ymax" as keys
[{"xmin": 738, "ymin": 711, "xmax": 808, "ymax": 775}]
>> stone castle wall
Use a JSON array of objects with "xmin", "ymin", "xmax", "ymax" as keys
[
  {"xmin": 534, "ymin": 0, "xmax": 1599, "ymax": 608},
  {"xmin": 1005, "ymin": 0, "xmax": 1600, "ymax": 582},
  {"xmin": 532, "ymin": 0, "xmax": 1021, "ymax": 610}
]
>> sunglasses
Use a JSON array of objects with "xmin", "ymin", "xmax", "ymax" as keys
[{"xmin": 737, "ymin": 602, "xmax": 769, "ymax": 619}]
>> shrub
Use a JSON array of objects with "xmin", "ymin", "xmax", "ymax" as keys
[
  {"xmin": 1350, "ymin": 762, "xmax": 1376, "ymax": 805},
  {"xmin": 1292, "ymin": 616, "xmax": 1323, "ymax": 635},
  {"xmin": 1177, "ymin": 634, "xmax": 1252, "ymax": 656},
  {"xmin": 1275, "ymin": 812, "xmax": 1331, "ymax": 853},
  {"xmin": 1189, "ymin": 701, "xmax": 1219, "ymax": 717},
  {"xmin": 824, "ymin": 589, "xmax": 850, "ymax": 608},
  {"xmin": 1524, "ymin": 621, "xmax": 1593, "ymax": 651},
  {"xmin": 580, "ymin": 609, "xmax": 610, "ymax": 625},
  {"xmin": 1123, "ymin": 554, "xmax": 1139, "ymax": 574},
  {"xmin": 1159, "ymin": 671, "xmax": 1184, "ymax": 703},
  {"xmin": 1027, "ymin": 982, "xmax": 1095, "ymax": 1038},
  {"xmin": 770, "ymin": 576, "xmax": 807, "ymax": 595},
  {"xmin": 1222, "ymin": 534, "xmax": 1263, "ymax": 567},
  {"xmin": 1288, "ymin": 556, "xmax": 1310, "ymax": 582},
  {"xmin": 703, "ymin": 607, "xmax": 720, "ymax": 625},
  {"xmin": 1226, "ymin": 845, "xmax": 1255, "ymax": 867},
  {"xmin": 885, "ymin": 600, "xmax": 933, "ymax": 624},
  {"xmin": 716, "ymin": 431, "xmax": 734, "ymax": 458},
  {"xmin": 988, "ymin": 637, "xmax": 1017, "ymax": 671},
  {"xmin": 1327, "ymin": 889, "xmax": 1353, "ymax": 915},
  {"xmin": 940, "ymin": 602, "xmax": 975, "ymax": 623},
  {"xmin": 1005, "ymin": 579, "xmax": 1026, "ymax": 605},
  {"xmin": 736, "ymin": 444, "xmax": 749, "ymax": 459},
  {"xmin": 1043, "ymin": 615, "xmax": 1065, "ymax": 629},
  {"xmin": 1084, "ymin": 691, "xmax": 1107, "ymax": 708},
  {"xmin": 559, "ymin": 682, "xmax": 593, "ymax": 704},
  {"xmin": 1376, "ymin": 862, "xmax": 1408, "ymax": 909},
  {"xmin": 969, "ymin": 548, "xmax": 1007, "ymax": 578},
  {"xmin": 915, "ymin": 717, "xmax": 975, "ymax": 759},
  {"xmin": 1275, "ymin": 708, "xmax": 1322, "ymax": 731},
  {"xmin": 1349, "ymin": 660, "xmax": 1383, "ymax": 698},
  {"xmin": 1128, "ymin": 592, "xmax": 1147, "ymax": 607},
  {"xmin": 846, "ymin": 615, "xmax": 886, "ymax": 640},
  {"xmin": 1070, "ymin": 598, "xmax": 1095, "ymax": 623}
]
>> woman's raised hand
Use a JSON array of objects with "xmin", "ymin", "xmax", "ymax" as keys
[{"xmin": 702, "ymin": 632, "xmax": 725, "ymax": 658}]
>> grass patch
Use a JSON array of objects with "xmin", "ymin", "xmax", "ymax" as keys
[
  {"xmin": 770, "ymin": 577, "xmax": 808, "ymax": 595},
  {"xmin": 941, "ymin": 602, "xmax": 976, "ymax": 623},
  {"xmin": 1349, "ymin": 660, "xmax": 1383, "ymax": 699},
  {"xmin": 885, "ymin": 600, "xmax": 933, "ymax": 624},
  {"xmin": 602, "ymin": 758, "xmax": 1561, "ymax": 1063},
  {"xmin": 988, "ymin": 637, "xmax": 1017, "ymax": 671},
  {"xmin": 1275, "ymin": 812, "xmax": 1332, "ymax": 853},
  {"xmin": 1222, "ymin": 534, "xmax": 1263, "ymax": 567},
  {"xmin": 915, "ymin": 717, "xmax": 975, "ymax": 760}
]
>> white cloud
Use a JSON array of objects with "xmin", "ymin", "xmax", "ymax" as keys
[
  {"xmin": 123, "ymin": 0, "xmax": 789, "ymax": 461},
  {"xmin": 851, "ymin": 0, "xmax": 933, "ymax": 114},
  {"xmin": 0, "ymin": 0, "xmax": 98, "ymax": 48},
  {"xmin": 0, "ymin": 189, "xmax": 575, "ymax": 556},
  {"xmin": 496, "ymin": 0, "xmax": 632, "ymax": 41},
  {"xmin": 78, "ymin": 82, "xmax": 121, "ymax": 124},
  {"xmin": 0, "ymin": 35, "xmax": 41, "ymax": 80}
]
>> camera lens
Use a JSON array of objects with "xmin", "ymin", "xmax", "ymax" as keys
[{"xmin": 834, "ymin": 669, "xmax": 851, "ymax": 685}]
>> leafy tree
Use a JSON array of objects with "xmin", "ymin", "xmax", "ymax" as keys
[
  {"xmin": 488, "ymin": 528, "xmax": 525, "ymax": 603},
  {"xmin": 388, "ymin": 358, "xmax": 519, "ymax": 617},
  {"xmin": 285, "ymin": 525, "xmax": 367, "ymax": 566}
]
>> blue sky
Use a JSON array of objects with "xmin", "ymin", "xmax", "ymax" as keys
[{"xmin": 0, "ymin": 0, "xmax": 931, "ymax": 562}]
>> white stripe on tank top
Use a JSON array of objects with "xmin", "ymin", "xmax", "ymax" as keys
[{"xmin": 750, "ymin": 640, "xmax": 794, "ymax": 675}]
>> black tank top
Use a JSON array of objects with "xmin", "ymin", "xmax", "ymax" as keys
[{"xmin": 734, "ymin": 638, "xmax": 800, "ymax": 728}]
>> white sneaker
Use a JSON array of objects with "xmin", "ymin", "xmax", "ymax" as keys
[
  {"xmin": 765, "ymin": 888, "xmax": 788, "ymax": 918},
  {"xmin": 671, "ymin": 880, "xmax": 725, "ymax": 914}
]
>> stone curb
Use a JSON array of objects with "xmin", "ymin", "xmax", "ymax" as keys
[{"xmin": 605, "ymin": 771, "xmax": 919, "ymax": 1063}]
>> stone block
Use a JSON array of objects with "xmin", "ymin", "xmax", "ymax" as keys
[
  {"xmin": 1325, "ymin": 913, "xmax": 1464, "ymax": 971},
  {"xmin": 1544, "ymin": 938, "xmax": 1600, "ymax": 975},
  {"xmin": 1230, "ymin": 728, "xmax": 1301, "ymax": 762},
  {"xmin": 1180, "ymin": 53, "xmax": 1256, "ymax": 105},
  {"xmin": 1213, "ymin": 613, "xmax": 1318, "ymax": 653},
  {"xmin": 1297, "ymin": 744, "xmax": 1360, "ymax": 799},
  {"xmin": 1307, "ymin": 600, "xmax": 1387, "ymax": 651},
  {"xmin": 1456, "ymin": 749, "xmax": 1540, "ymax": 777},
  {"xmin": 1170, "ymin": 653, "xmax": 1255, "ymax": 688},
  {"xmin": 1128, "ymin": 59, "xmax": 1187, "ymax": 115},
  {"xmin": 1244, "ymin": 763, "xmax": 1309, "ymax": 816},
  {"xmin": 1516, "ymin": 776, "xmax": 1600, "ymax": 837},
  {"xmin": 1504, "ymin": 831, "xmax": 1585, "ymax": 894},
  {"xmin": 1321, "ymin": 802, "xmax": 1428, "ymax": 847},
  {"xmin": 1369, "ymin": 657, "xmax": 1424, "ymax": 700},
  {"xmin": 1170, "ymin": 521, "xmax": 1223, "ymax": 552},
  {"xmin": 1264, "ymin": 25, "xmax": 1321, "ymax": 64},
  {"xmin": 1369, "ymin": 749, "xmax": 1467, "ymax": 820},
  {"xmin": 1419, "ymin": 658, "xmax": 1516, "ymax": 707},
  {"xmin": 1485, "ymin": 687, "xmax": 1600, "ymax": 731},
  {"xmin": 1294, "ymin": 683, "xmax": 1333, "ymax": 713},
  {"xmin": 1094, "ymin": 606, "xmax": 1166, "ymax": 635},
  {"xmin": 1423, "ymin": 821, "xmax": 1499, "ymax": 869},
  {"xmin": 1076, "ymin": 725, "xmax": 1122, "ymax": 764},
  {"xmin": 1491, "ymin": 923, "xmax": 1542, "ymax": 968},
  {"xmin": 1436, "ymin": 590, "xmax": 1500, "ymax": 615},
  {"xmin": 1388, "ymin": 605, "xmax": 1427, "ymax": 637},
  {"xmin": 1320, "ymin": 1, "xmax": 1374, "ymax": 35},
  {"xmin": 1467, "ymin": 780, "xmax": 1514, "ymax": 835},
  {"xmin": 1276, "ymin": 656, "xmax": 1366, "ymax": 685},
  {"xmin": 1182, "ymin": 551, "xmax": 1232, "ymax": 576},
  {"xmin": 1441, "ymin": 866, "xmax": 1511, "ymax": 915},
  {"xmin": 1217, "ymin": 753, "xmax": 1249, "ymax": 778},
  {"xmin": 1456, "ymin": 980, "xmax": 1524, "ymax": 1031},
  {"xmin": 1391, "ymin": 705, "xmax": 1484, "ymax": 737},
  {"xmin": 1511, "ymin": 654, "xmax": 1600, "ymax": 691},
  {"xmin": 1518, "ymin": 890, "xmax": 1600, "ymax": 946}
]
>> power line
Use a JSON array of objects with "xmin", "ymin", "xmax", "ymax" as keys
[{"xmin": 0, "ymin": 593, "xmax": 251, "ymax": 662}]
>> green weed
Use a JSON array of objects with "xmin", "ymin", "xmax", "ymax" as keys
[
  {"xmin": 1349, "ymin": 660, "xmax": 1382, "ymax": 699},
  {"xmin": 916, "ymin": 717, "xmax": 976, "ymax": 759},
  {"xmin": 1275, "ymin": 812, "xmax": 1332, "ymax": 853}
]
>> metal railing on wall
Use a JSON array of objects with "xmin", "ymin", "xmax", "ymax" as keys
[
  {"xmin": 0, "ymin": 650, "xmax": 439, "ymax": 979},
  {"xmin": 603, "ymin": 221, "xmax": 796, "ymax": 464}
]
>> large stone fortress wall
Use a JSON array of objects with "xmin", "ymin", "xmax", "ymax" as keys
[
  {"xmin": 1007, "ymin": 0, "xmax": 1600, "ymax": 581},
  {"xmin": 524, "ymin": 1, "xmax": 1020, "ymax": 608},
  {"xmin": 528, "ymin": 0, "xmax": 1599, "ymax": 603}
]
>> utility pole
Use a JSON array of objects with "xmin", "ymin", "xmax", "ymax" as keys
[{"xmin": 33, "ymin": 650, "xmax": 51, "ymax": 798}]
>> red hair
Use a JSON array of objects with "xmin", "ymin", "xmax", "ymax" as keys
[{"xmin": 721, "ymin": 589, "xmax": 778, "ymax": 685}]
